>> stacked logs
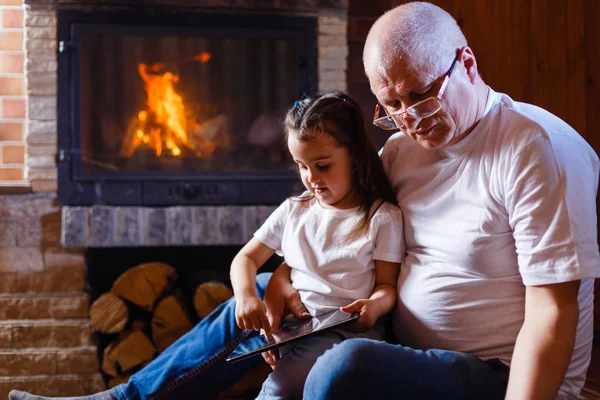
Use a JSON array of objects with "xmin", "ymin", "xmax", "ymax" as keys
[{"xmin": 89, "ymin": 262, "xmax": 233, "ymax": 387}]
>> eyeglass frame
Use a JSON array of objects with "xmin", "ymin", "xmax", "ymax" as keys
[{"xmin": 372, "ymin": 49, "xmax": 461, "ymax": 130}]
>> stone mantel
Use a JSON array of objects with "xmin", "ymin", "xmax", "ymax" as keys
[
  {"xmin": 23, "ymin": 0, "xmax": 348, "ymax": 15},
  {"xmin": 61, "ymin": 205, "xmax": 277, "ymax": 248}
]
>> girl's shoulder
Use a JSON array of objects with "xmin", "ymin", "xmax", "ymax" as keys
[
  {"xmin": 369, "ymin": 200, "xmax": 403, "ymax": 222},
  {"xmin": 283, "ymin": 191, "xmax": 317, "ymax": 212}
]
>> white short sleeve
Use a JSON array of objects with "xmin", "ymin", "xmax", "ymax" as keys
[
  {"xmin": 505, "ymin": 129, "xmax": 599, "ymax": 285},
  {"xmin": 253, "ymin": 199, "xmax": 293, "ymax": 254},
  {"xmin": 371, "ymin": 205, "xmax": 406, "ymax": 264}
]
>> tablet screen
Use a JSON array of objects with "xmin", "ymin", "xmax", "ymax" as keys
[{"xmin": 226, "ymin": 309, "xmax": 358, "ymax": 363}]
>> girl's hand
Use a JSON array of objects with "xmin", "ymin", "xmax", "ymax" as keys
[
  {"xmin": 262, "ymin": 348, "xmax": 279, "ymax": 369},
  {"xmin": 235, "ymin": 295, "xmax": 270, "ymax": 332},
  {"xmin": 340, "ymin": 299, "xmax": 379, "ymax": 332}
]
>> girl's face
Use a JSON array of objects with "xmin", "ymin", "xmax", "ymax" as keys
[{"xmin": 288, "ymin": 131, "xmax": 358, "ymax": 210}]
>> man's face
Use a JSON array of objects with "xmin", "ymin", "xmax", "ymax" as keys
[{"xmin": 369, "ymin": 54, "xmax": 471, "ymax": 150}]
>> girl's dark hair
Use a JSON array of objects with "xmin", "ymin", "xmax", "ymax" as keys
[{"xmin": 284, "ymin": 91, "xmax": 398, "ymax": 241}]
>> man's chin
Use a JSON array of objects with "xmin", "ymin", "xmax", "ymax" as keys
[
  {"xmin": 411, "ymin": 128, "xmax": 452, "ymax": 150},
  {"xmin": 415, "ymin": 136, "xmax": 446, "ymax": 150}
]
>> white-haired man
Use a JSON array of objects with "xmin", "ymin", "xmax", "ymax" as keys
[{"xmin": 301, "ymin": 2, "xmax": 600, "ymax": 399}]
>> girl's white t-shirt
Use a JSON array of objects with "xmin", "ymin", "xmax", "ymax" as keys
[
  {"xmin": 381, "ymin": 88, "xmax": 600, "ymax": 399},
  {"xmin": 254, "ymin": 195, "xmax": 405, "ymax": 316}
]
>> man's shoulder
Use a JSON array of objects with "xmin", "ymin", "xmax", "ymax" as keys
[
  {"xmin": 492, "ymin": 93, "xmax": 584, "ymax": 145},
  {"xmin": 380, "ymin": 131, "xmax": 423, "ymax": 164},
  {"xmin": 491, "ymin": 92, "xmax": 599, "ymax": 173}
]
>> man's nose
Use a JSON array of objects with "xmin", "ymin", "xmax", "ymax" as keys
[{"xmin": 398, "ymin": 113, "xmax": 422, "ymax": 130}]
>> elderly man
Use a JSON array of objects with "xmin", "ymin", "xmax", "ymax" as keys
[
  {"xmin": 10, "ymin": 2, "xmax": 599, "ymax": 400},
  {"xmin": 301, "ymin": 2, "xmax": 599, "ymax": 400}
]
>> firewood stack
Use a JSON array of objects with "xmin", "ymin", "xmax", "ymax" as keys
[{"xmin": 89, "ymin": 261, "xmax": 233, "ymax": 387}]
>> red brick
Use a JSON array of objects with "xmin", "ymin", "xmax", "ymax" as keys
[
  {"xmin": 0, "ymin": 266, "xmax": 84, "ymax": 294},
  {"xmin": 31, "ymin": 179, "xmax": 57, "ymax": 192},
  {"xmin": 2, "ymin": 9, "xmax": 23, "ymax": 29},
  {"xmin": 0, "ymin": 122, "xmax": 22, "ymax": 140},
  {"xmin": 2, "ymin": 144, "xmax": 25, "ymax": 163},
  {"xmin": 0, "ymin": 167, "xmax": 23, "ymax": 180},
  {"xmin": 56, "ymin": 348, "xmax": 99, "ymax": 374},
  {"xmin": 0, "ymin": 31, "xmax": 23, "ymax": 51},
  {"xmin": 0, "ymin": 77, "xmax": 23, "ymax": 95},
  {"xmin": 0, "ymin": 324, "xmax": 11, "ymax": 347},
  {"xmin": 9, "ymin": 320, "xmax": 93, "ymax": 348},
  {"xmin": 0, "ymin": 294, "xmax": 89, "ymax": 319},
  {"xmin": 0, "ymin": 374, "xmax": 105, "ymax": 398},
  {"xmin": 43, "ymin": 248, "xmax": 85, "ymax": 270},
  {"xmin": 0, "ymin": 221, "xmax": 17, "ymax": 246},
  {"xmin": 0, "ymin": 248, "xmax": 44, "ymax": 273},
  {"xmin": 1, "ymin": 52, "xmax": 23, "ymax": 73},
  {"xmin": 0, "ymin": 348, "xmax": 98, "ymax": 376},
  {"xmin": 0, "ymin": 350, "xmax": 55, "ymax": 376},
  {"xmin": 2, "ymin": 99, "xmax": 25, "ymax": 118}
]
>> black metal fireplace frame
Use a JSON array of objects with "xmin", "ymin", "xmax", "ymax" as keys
[{"xmin": 57, "ymin": 9, "xmax": 316, "ymax": 206}]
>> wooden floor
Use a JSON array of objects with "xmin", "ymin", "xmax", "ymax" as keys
[{"xmin": 583, "ymin": 346, "xmax": 600, "ymax": 399}]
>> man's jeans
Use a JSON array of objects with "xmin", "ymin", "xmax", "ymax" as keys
[
  {"xmin": 304, "ymin": 340, "xmax": 509, "ymax": 400},
  {"xmin": 113, "ymin": 273, "xmax": 508, "ymax": 400}
]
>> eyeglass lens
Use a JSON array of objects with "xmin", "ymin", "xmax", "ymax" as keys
[{"xmin": 375, "ymin": 98, "xmax": 441, "ymax": 129}]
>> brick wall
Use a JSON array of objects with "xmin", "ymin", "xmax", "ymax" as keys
[
  {"xmin": 0, "ymin": 193, "xmax": 102, "ymax": 398},
  {"xmin": 0, "ymin": 0, "xmax": 27, "ymax": 184}
]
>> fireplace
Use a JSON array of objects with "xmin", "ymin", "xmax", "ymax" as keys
[
  {"xmin": 56, "ymin": 9, "xmax": 317, "ymax": 206},
  {"xmin": 0, "ymin": 1, "xmax": 347, "ymax": 397}
]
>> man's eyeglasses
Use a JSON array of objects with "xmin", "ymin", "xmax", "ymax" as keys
[{"xmin": 373, "ymin": 51, "xmax": 460, "ymax": 130}]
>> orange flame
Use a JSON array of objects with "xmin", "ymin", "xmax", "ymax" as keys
[{"xmin": 120, "ymin": 53, "xmax": 230, "ymax": 159}]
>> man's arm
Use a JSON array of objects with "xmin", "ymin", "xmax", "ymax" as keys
[
  {"xmin": 261, "ymin": 262, "xmax": 310, "ymax": 368},
  {"xmin": 263, "ymin": 262, "xmax": 310, "ymax": 329},
  {"xmin": 505, "ymin": 280, "xmax": 580, "ymax": 400}
]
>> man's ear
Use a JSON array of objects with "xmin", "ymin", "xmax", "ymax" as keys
[{"xmin": 461, "ymin": 46, "xmax": 479, "ymax": 84}]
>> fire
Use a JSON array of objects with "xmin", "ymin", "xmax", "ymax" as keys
[{"xmin": 120, "ymin": 53, "xmax": 229, "ymax": 159}]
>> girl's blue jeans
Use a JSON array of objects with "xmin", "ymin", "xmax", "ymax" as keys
[{"xmin": 113, "ymin": 273, "xmax": 508, "ymax": 400}]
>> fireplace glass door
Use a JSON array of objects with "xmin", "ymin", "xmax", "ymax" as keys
[{"xmin": 58, "ymin": 11, "xmax": 316, "ymax": 205}]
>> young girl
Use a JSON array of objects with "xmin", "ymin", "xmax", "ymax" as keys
[{"xmin": 230, "ymin": 91, "xmax": 405, "ymax": 399}]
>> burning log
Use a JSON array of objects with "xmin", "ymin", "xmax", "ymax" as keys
[
  {"xmin": 194, "ymin": 281, "xmax": 233, "ymax": 319},
  {"xmin": 89, "ymin": 292, "xmax": 129, "ymax": 334},
  {"xmin": 111, "ymin": 262, "xmax": 176, "ymax": 312},
  {"xmin": 190, "ymin": 114, "xmax": 229, "ymax": 158}
]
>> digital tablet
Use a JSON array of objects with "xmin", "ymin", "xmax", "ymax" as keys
[{"xmin": 226, "ymin": 308, "xmax": 359, "ymax": 363}]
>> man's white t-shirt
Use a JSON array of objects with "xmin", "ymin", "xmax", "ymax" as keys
[
  {"xmin": 254, "ymin": 195, "xmax": 405, "ymax": 316},
  {"xmin": 381, "ymin": 88, "xmax": 600, "ymax": 399}
]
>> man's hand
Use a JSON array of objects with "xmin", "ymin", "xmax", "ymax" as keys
[
  {"xmin": 263, "ymin": 262, "xmax": 310, "ymax": 329},
  {"xmin": 260, "ymin": 263, "xmax": 310, "ymax": 368}
]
